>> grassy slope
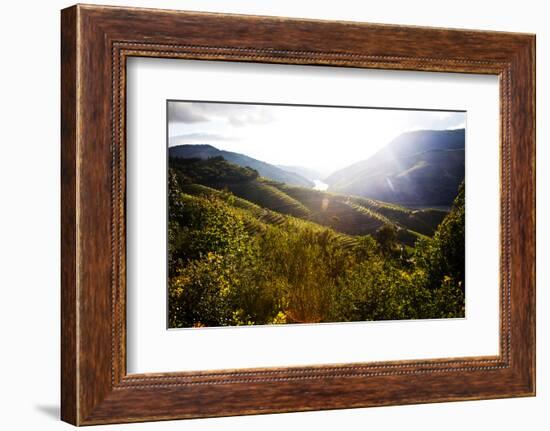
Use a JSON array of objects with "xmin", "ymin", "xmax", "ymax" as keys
[
  {"xmin": 182, "ymin": 178, "xmax": 443, "ymax": 247},
  {"xmin": 271, "ymin": 182, "xmax": 441, "ymax": 243},
  {"xmin": 225, "ymin": 179, "xmax": 311, "ymax": 219},
  {"xmin": 171, "ymin": 156, "xmax": 447, "ymax": 247},
  {"xmin": 347, "ymin": 195, "xmax": 447, "ymax": 236},
  {"xmin": 180, "ymin": 184, "xmax": 362, "ymax": 251},
  {"xmin": 271, "ymin": 182, "xmax": 385, "ymax": 235}
]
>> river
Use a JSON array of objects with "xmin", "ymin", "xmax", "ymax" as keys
[{"xmin": 312, "ymin": 179, "xmax": 329, "ymax": 191}]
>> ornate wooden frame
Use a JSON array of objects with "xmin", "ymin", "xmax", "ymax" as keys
[{"xmin": 61, "ymin": 4, "xmax": 535, "ymax": 425}]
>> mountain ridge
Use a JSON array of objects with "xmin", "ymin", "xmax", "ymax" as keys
[
  {"xmin": 325, "ymin": 128, "xmax": 465, "ymax": 207},
  {"xmin": 169, "ymin": 144, "xmax": 314, "ymax": 188}
]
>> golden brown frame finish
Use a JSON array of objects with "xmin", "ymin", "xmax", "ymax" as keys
[{"xmin": 61, "ymin": 4, "xmax": 535, "ymax": 425}]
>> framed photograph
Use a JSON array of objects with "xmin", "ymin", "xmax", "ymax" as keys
[{"xmin": 61, "ymin": 4, "xmax": 535, "ymax": 425}]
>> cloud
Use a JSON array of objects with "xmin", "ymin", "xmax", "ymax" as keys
[
  {"xmin": 228, "ymin": 109, "xmax": 274, "ymax": 127},
  {"xmin": 440, "ymin": 112, "xmax": 466, "ymax": 129},
  {"xmin": 169, "ymin": 133, "xmax": 234, "ymax": 147},
  {"xmin": 407, "ymin": 111, "xmax": 466, "ymax": 132},
  {"xmin": 168, "ymin": 103, "xmax": 210, "ymax": 124},
  {"xmin": 168, "ymin": 101, "xmax": 275, "ymax": 127}
]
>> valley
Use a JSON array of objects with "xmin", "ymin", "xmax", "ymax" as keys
[{"xmin": 167, "ymin": 126, "xmax": 466, "ymax": 328}]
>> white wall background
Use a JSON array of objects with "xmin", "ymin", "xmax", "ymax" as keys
[{"xmin": 0, "ymin": 0, "xmax": 546, "ymax": 429}]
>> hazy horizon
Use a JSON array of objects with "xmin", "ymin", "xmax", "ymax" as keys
[{"xmin": 168, "ymin": 101, "xmax": 466, "ymax": 174}]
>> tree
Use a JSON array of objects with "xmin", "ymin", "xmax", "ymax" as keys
[
  {"xmin": 375, "ymin": 224, "xmax": 398, "ymax": 257},
  {"xmin": 415, "ymin": 182, "xmax": 465, "ymax": 293}
]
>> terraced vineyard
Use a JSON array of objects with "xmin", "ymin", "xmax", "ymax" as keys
[
  {"xmin": 225, "ymin": 180, "xmax": 311, "ymax": 219},
  {"xmin": 180, "ymin": 181, "xmax": 362, "ymax": 251},
  {"xmin": 172, "ymin": 155, "xmax": 448, "ymax": 252},
  {"xmin": 270, "ymin": 182, "xmax": 441, "ymax": 245}
]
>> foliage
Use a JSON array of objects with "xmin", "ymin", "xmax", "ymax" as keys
[
  {"xmin": 170, "ymin": 156, "xmax": 258, "ymax": 187},
  {"xmin": 167, "ymin": 158, "xmax": 466, "ymax": 328},
  {"xmin": 413, "ymin": 183, "xmax": 465, "ymax": 293}
]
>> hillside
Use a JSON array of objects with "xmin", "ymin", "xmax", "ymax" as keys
[
  {"xmin": 169, "ymin": 156, "xmax": 447, "ymax": 246},
  {"xmin": 170, "ymin": 156, "xmax": 311, "ymax": 218},
  {"xmin": 169, "ymin": 144, "xmax": 314, "ymax": 188},
  {"xmin": 325, "ymin": 129, "xmax": 465, "ymax": 207},
  {"xmin": 168, "ymin": 156, "xmax": 466, "ymax": 328},
  {"xmin": 272, "ymin": 182, "xmax": 446, "ymax": 241}
]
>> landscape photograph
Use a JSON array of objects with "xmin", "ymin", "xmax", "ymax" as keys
[{"xmin": 167, "ymin": 100, "xmax": 466, "ymax": 328}]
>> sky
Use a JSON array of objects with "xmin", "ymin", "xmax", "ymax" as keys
[{"xmin": 168, "ymin": 101, "xmax": 466, "ymax": 176}]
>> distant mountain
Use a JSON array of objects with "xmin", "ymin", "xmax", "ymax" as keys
[
  {"xmin": 324, "ymin": 129, "xmax": 465, "ymax": 207},
  {"xmin": 169, "ymin": 144, "xmax": 314, "ymax": 188},
  {"xmin": 276, "ymin": 165, "xmax": 326, "ymax": 182}
]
